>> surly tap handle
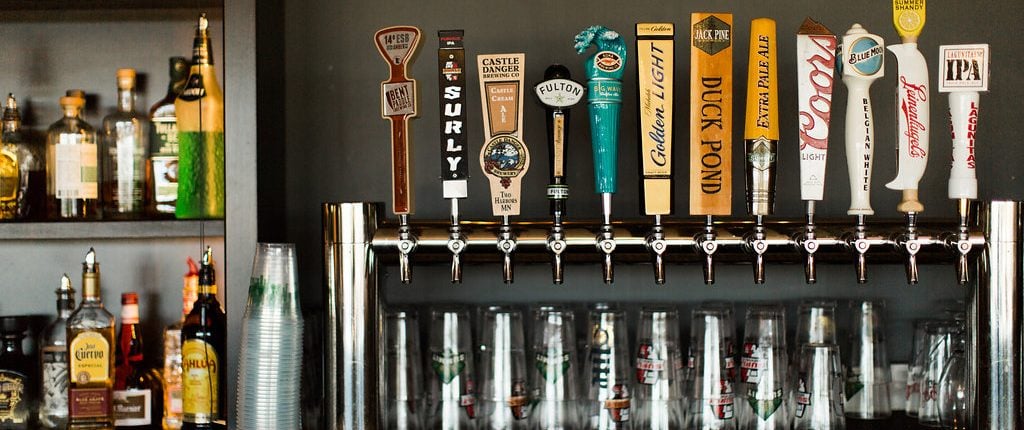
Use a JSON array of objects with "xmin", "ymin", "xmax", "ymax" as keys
[
  {"xmin": 840, "ymin": 23, "xmax": 884, "ymax": 283},
  {"xmin": 535, "ymin": 64, "xmax": 584, "ymax": 284},
  {"xmin": 375, "ymin": 26, "xmax": 421, "ymax": 283},
  {"xmin": 575, "ymin": 25, "xmax": 627, "ymax": 284},
  {"xmin": 438, "ymin": 30, "xmax": 469, "ymax": 283}
]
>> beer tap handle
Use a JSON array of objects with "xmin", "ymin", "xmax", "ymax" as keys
[
  {"xmin": 805, "ymin": 251, "xmax": 817, "ymax": 284},
  {"xmin": 647, "ymin": 216, "xmax": 667, "ymax": 285},
  {"xmin": 841, "ymin": 24, "xmax": 883, "ymax": 218},
  {"xmin": 800, "ymin": 203, "xmax": 820, "ymax": 284},
  {"xmin": 899, "ymin": 211, "xmax": 921, "ymax": 284},
  {"xmin": 438, "ymin": 30, "xmax": 470, "ymax": 283},
  {"xmin": 446, "ymin": 200, "xmax": 466, "ymax": 284},
  {"xmin": 497, "ymin": 217, "xmax": 516, "ymax": 284},
  {"xmin": 597, "ymin": 195, "xmax": 616, "ymax": 284},
  {"xmin": 697, "ymin": 215, "xmax": 719, "ymax": 285},
  {"xmin": 551, "ymin": 246, "xmax": 564, "ymax": 284},
  {"xmin": 397, "ymin": 214, "xmax": 416, "ymax": 284},
  {"xmin": 743, "ymin": 19, "xmax": 777, "ymax": 285},
  {"xmin": 850, "ymin": 214, "xmax": 870, "ymax": 284},
  {"xmin": 748, "ymin": 216, "xmax": 768, "ymax": 284}
]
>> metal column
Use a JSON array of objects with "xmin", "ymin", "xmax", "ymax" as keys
[{"xmin": 323, "ymin": 202, "xmax": 381, "ymax": 429}]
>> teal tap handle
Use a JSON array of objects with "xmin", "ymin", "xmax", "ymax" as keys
[{"xmin": 575, "ymin": 25, "xmax": 627, "ymax": 195}]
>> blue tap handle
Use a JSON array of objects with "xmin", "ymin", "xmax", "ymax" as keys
[{"xmin": 575, "ymin": 25, "xmax": 627, "ymax": 194}]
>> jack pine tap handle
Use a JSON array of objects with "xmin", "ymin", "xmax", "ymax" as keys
[
  {"xmin": 840, "ymin": 24, "xmax": 884, "ymax": 216},
  {"xmin": 374, "ymin": 26, "xmax": 421, "ymax": 216},
  {"xmin": 886, "ymin": 0, "xmax": 930, "ymax": 214},
  {"xmin": 689, "ymin": 13, "xmax": 733, "ymax": 217}
]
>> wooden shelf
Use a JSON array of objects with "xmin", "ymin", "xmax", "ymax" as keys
[
  {"xmin": 0, "ymin": 219, "xmax": 224, "ymax": 240},
  {"xmin": 0, "ymin": 0, "xmax": 221, "ymax": 11}
]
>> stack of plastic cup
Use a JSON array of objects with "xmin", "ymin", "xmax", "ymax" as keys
[{"xmin": 235, "ymin": 243, "xmax": 304, "ymax": 429}]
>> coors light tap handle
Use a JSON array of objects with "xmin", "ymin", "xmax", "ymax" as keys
[
  {"xmin": 636, "ymin": 22, "xmax": 674, "ymax": 285},
  {"xmin": 796, "ymin": 17, "xmax": 837, "ymax": 284},
  {"xmin": 375, "ymin": 26, "xmax": 421, "ymax": 283},
  {"xmin": 438, "ymin": 30, "xmax": 469, "ymax": 283},
  {"xmin": 478, "ymin": 53, "xmax": 529, "ymax": 284},
  {"xmin": 575, "ymin": 25, "xmax": 626, "ymax": 284},
  {"xmin": 535, "ymin": 65, "xmax": 584, "ymax": 284},
  {"xmin": 940, "ymin": 43, "xmax": 989, "ymax": 284},
  {"xmin": 840, "ymin": 23, "xmax": 884, "ymax": 283},
  {"xmin": 744, "ymin": 18, "xmax": 778, "ymax": 284},
  {"xmin": 689, "ymin": 13, "xmax": 733, "ymax": 285}
]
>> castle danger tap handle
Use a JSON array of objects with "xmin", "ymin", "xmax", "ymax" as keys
[
  {"xmin": 939, "ymin": 44, "xmax": 989, "ymax": 200},
  {"xmin": 744, "ymin": 18, "xmax": 779, "ymax": 216},
  {"xmin": 689, "ymin": 13, "xmax": 734, "ymax": 216},
  {"xmin": 438, "ymin": 30, "xmax": 469, "ymax": 200},
  {"xmin": 796, "ymin": 18, "xmax": 836, "ymax": 203},
  {"xmin": 535, "ymin": 65, "xmax": 584, "ymax": 217},
  {"xmin": 478, "ymin": 53, "xmax": 529, "ymax": 217},
  {"xmin": 886, "ymin": 0, "xmax": 929, "ymax": 213},
  {"xmin": 575, "ymin": 25, "xmax": 627, "ymax": 196},
  {"xmin": 840, "ymin": 24, "xmax": 884, "ymax": 216},
  {"xmin": 375, "ymin": 26, "xmax": 421, "ymax": 215},
  {"xmin": 637, "ymin": 23, "xmax": 675, "ymax": 216}
]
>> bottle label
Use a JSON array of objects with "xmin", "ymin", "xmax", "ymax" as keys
[
  {"xmin": 151, "ymin": 118, "xmax": 179, "ymax": 155},
  {"xmin": 40, "ymin": 346, "xmax": 70, "ymax": 420},
  {"xmin": 70, "ymin": 331, "xmax": 110, "ymax": 383},
  {"xmin": 0, "ymin": 147, "xmax": 19, "ymax": 219},
  {"xmin": 113, "ymin": 389, "xmax": 152, "ymax": 425},
  {"xmin": 179, "ymin": 74, "xmax": 207, "ymax": 101},
  {"xmin": 0, "ymin": 370, "xmax": 27, "ymax": 423},
  {"xmin": 69, "ymin": 387, "xmax": 111, "ymax": 418},
  {"xmin": 151, "ymin": 118, "xmax": 179, "ymax": 213},
  {"xmin": 182, "ymin": 339, "xmax": 219, "ymax": 423},
  {"xmin": 54, "ymin": 143, "xmax": 98, "ymax": 199},
  {"xmin": 635, "ymin": 342, "xmax": 667, "ymax": 385}
]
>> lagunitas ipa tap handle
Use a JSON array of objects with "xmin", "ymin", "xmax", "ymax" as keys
[
  {"xmin": 535, "ymin": 64, "xmax": 584, "ymax": 284},
  {"xmin": 690, "ymin": 12, "xmax": 733, "ymax": 285},
  {"xmin": 375, "ymin": 26, "xmax": 421, "ymax": 216},
  {"xmin": 940, "ymin": 43, "xmax": 989, "ymax": 285},
  {"xmin": 478, "ymin": 53, "xmax": 528, "ymax": 284},
  {"xmin": 438, "ymin": 30, "xmax": 468, "ymax": 283},
  {"xmin": 796, "ymin": 17, "xmax": 837, "ymax": 284},
  {"xmin": 575, "ymin": 25, "xmax": 626, "ymax": 284},
  {"xmin": 744, "ymin": 18, "xmax": 777, "ymax": 284},
  {"xmin": 886, "ymin": 0, "xmax": 930, "ymax": 214},
  {"xmin": 637, "ymin": 22, "xmax": 674, "ymax": 285}
]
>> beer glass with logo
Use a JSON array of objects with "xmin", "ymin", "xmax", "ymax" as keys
[
  {"xmin": 918, "ymin": 320, "xmax": 956, "ymax": 426},
  {"xmin": 478, "ymin": 306, "xmax": 529, "ymax": 429},
  {"xmin": 792, "ymin": 344, "xmax": 845, "ymax": 430},
  {"xmin": 739, "ymin": 304, "xmax": 789, "ymax": 429},
  {"xmin": 427, "ymin": 307, "xmax": 477, "ymax": 429},
  {"xmin": 687, "ymin": 304, "xmax": 737, "ymax": 430},
  {"xmin": 530, "ymin": 305, "xmax": 580, "ymax": 430},
  {"xmin": 633, "ymin": 306, "xmax": 685, "ymax": 429},
  {"xmin": 581, "ymin": 304, "xmax": 632, "ymax": 430},
  {"xmin": 845, "ymin": 300, "xmax": 891, "ymax": 421}
]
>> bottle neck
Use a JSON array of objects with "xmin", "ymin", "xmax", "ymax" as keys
[
  {"xmin": 118, "ymin": 318, "xmax": 144, "ymax": 363},
  {"xmin": 82, "ymin": 273, "xmax": 100, "ymax": 302},
  {"xmin": 117, "ymin": 88, "xmax": 134, "ymax": 112},
  {"xmin": 63, "ymin": 107, "xmax": 81, "ymax": 119},
  {"xmin": 2, "ymin": 119, "xmax": 19, "ymax": 134},
  {"xmin": 56, "ymin": 296, "xmax": 75, "ymax": 318},
  {"xmin": 193, "ymin": 35, "xmax": 213, "ymax": 66}
]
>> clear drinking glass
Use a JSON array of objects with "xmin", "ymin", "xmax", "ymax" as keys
[
  {"xmin": 478, "ymin": 306, "xmax": 529, "ymax": 429},
  {"xmin": 918, "ymin": 320, "xmax": 956, "ymax": 427},
  {"xmin": 738, "ymin": 304, "xmax": 789, "ymax": 429},
  {"xmin": 530, "ymin": 305, "xmax": 579, "ymax": 430},
  {"xmin": 792, "ymin": 344, "xmax": 845, "ymax": 430},
  {"xmin": 845, "ymin": 300, "xmax": 891, "ymax": 421},
  {"xmin": 686, "ymin": 304, "xmax": 738, "ymax": 430},
  {"xmin": 427, "ymin": 308, "xmax": 477, "ymax": 429},
  {"xmin": 795, "ymin": 300, "xmax": 838, "ymax": 346},
  {"xmin": 906, "ymin": 319, "xmax": 937, "ymax": 418},
  {"xmin": 581, "ymin": 304, "xmax": 632, "ymax": 430},
  {"xmin": 937, "ymin": 327, "xmax": 968, "ymax": 430},
  {"xmin": 384, "ymin": 309, "xmax": 424, "ymax": 430},
  {"xmin": 633, "ymin": 307, "xmax": 685, "ymax": 430}
]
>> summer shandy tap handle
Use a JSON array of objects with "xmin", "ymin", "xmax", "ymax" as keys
[
  {"xmin": 841, "ymin": 24, "xmax": 884, "ymax": 216},
  {"xmin": 886, "ymin": 0, "xmax": 929, "ymax": 213}
]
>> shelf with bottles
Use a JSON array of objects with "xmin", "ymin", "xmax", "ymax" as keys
[
  {"xmin": 0, "ymin": 0, "xmax": 222, "ymax": 12},
  {"xmin": 0, "ymin": 219, "xmax": 224, "ymax": 239}
]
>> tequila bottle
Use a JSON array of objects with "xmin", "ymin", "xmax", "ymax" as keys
[
  {"xmin": 101, "ymin": 68, "xmax": 150, "ymax": 218},
  {"xmin": 67, "ymin": 248, "xmax": 115, "ymax": 428},
  {"xmin": 39, "ymin": 275, "xmax": 75, "ymax": 429},
  {"xmin": 46, "ymin": 93, "xmax": 98, "ymax": 220},
  {"xmin": 148, "ymin": 57, "xmax": 190, "ymax": 217}
]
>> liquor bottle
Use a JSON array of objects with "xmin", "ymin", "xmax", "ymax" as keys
[
  {"xmin": 39, "ymin": 274, "xmax": 75, "ymax": 429},
  {"xmin": 113, "ymin": 293, "xmax": 163, "ymax": 429},
  {"xmin": 181, "ymin": 247, "xmax": 226, "ymax": 429},
  {"xmin": 0, "ymin": 94, "xmax": 44, "ymax": 220},
  {"xmin": 148, "ymin": 57, "xmax": 190, "ymax": 217},
  {"xmin": 46, "ymin": 93, "xmax": 99, "ymax": 220},
  {"xmin": 101, "ymin": 68, "xmax": 150, "ymax": 218},
  {"xmin": 163, "ymin": 257, "xmax": 199, "ymax": 430},
  {"xmin": 175, "ymin": 13, "xmax": 225, "ymax": 219},
  {"xmin": 67, "ymin": 248, "xmax": 115, "ymax": 428},
  {"xmin": 0, "ymin": 316, "xmax": 32, "ymax": 429}
]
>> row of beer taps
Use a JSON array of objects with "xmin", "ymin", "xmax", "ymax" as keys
[{"xmin": 374, "ymin": 6, "xmax": 988, "ymax": 287}]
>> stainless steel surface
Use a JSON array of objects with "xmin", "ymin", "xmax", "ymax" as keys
[
  {"xmin": 900, "ymin": 212, "xmax": 922, "ymax": 284},
  {"xmin": 800, "ymin": 203, "xmax": 819, "ymax": 284},
  {"xmin": 547, "ymin": 221, "xmax": 566, "ymax": 284},
  {"xmin": 323, "ymin": 202, "xmax": 381, "ymax": 430},
  {"xmin": 975, "ymin": 200, "xmax": 1022, "ymax": 430},
  {"xmin": 447, "ymin": 199, "xmax": 465, "ymax": 284},
  {"xmin": 397, "ymin": 214, "xmax": 415, "ymax": 284},
  {"xmin": 747, "ymin": 215, "xmax": 768, "ymax": 284},
  {"xmin": 497, "ymin": 216, "xmax": 516, "ymax": 284},
  {"xmin": 697, "ymin": 215, "xmax": 718, "ymax": 285},
  {"xmin": 647, "ymin": 215, "xmax": 667, "ymax": 285},
  {"xmin": 953, "ymin": 198, "xmax": 974, "ymax": 285},
  {"xmin": 597, "ymin": 193, "xmax": 615, "ymax": 284},
  {"xmin": 746, "ymin": 138, "xmax": 777, "ymax": 216},
  {"xmin": 846, "ymin": 214, "xmax": 871, "ymax": 284}
]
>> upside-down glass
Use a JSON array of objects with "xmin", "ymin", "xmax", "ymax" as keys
[
  {"xmin": 739, "ymin": 304, "xmax": 789, "ymax": 429},
  {"xmin": 478, "ymin": 306, "xmax": 529, "ymax": 429},
  {"xmin": 937, "ymin": 326, "xmax": 968, "ymax": 430},
  {"xmin": 634, "ymin": 307, "xmax": 685, "ymax": 430},
  {"xmin": 384, "ymin": 309, "xmax": 425, "ymax": 430},
  {"xmin": 792, "ymin": 344, "xmax": 845, "ymax": 430},
  {"xmin": 427, "ymin": 308, "xmax": 477, "ymax": 429},
  {"xmin": 845, "ymin": 300, "xmax": 891, "ymax": 420},
  {"xmin": 918, "ymin": 320, "xmax": 956, "ymax": 427},
  {"xmin": 581, "ymin": 304, "xmax": 633, "ymax": 429},
  {"xmin": 530, "ymin": 306, "xmax": 580, "ymax": 430},
  {"xmin": 687, "ymin": 304, "xmax": 738, "ymax": 430},
  {"xmin": 906, "ymin": 319, "xmax": 937, "ymax": 418}
]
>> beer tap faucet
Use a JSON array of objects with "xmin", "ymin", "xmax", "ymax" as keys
[
  {"xmin": 887, "ymin": 1, "xmax": 930, "ymax": 285},
  {"xmin": 840, "ymin": 24, "xmax": 884, "ymax": 284},
  {"xmin": 575, "ymin": 25, "xmax": 627, "ymax": 284},
  {"xmin": 375, "ymin": 26, "xmax": 422, "ymax": 284},
  {"xmin": 743, "ymin": 18, "xmax": 779, "ymax": 285},
  {"xmin": 438, "ymin": 30, "xmax": 469, "ymax": 283},
  {"xmin": 689, "ymin": 12, "xmax": 734, "ymax": 286},
  {"xmin": 477, "ymin": 52, "xmax": 529, "ymax": 284},
  {"xmin": 939, "ymin": 43, "xmax": 989, "ymax": 285},
  {"xmin": 535, "ymin": 64, "xmax": 584, "ymax": 284},
  {"xmin": 796, "ymin": 18, "xmax": 837, "ymax": 284},
  {"xmin": 637, "ymin": 23, "xmax": 675, "ymax": 285}
]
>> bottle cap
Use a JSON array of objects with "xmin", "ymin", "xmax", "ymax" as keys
[
  {"xmin": 56, "ymin": 273, "xmax": 75, "ymax": 295},
  {"xmin": 121, "ymin": 292, "xmax": 139, "ymax": 305},
  {"xmin": 116, "ymin": 68, "xmax": 136, "ymax": 90},
  {"xmin": 65, "ymin": 89, "xmax": 86, "ymax": 99},
  {"xmin": 170, "ymin": 56, "xmax": 190, "ymax": 81},
  {"xmin": 0, "ymin": 316, "xmax": 28, "ymax": 336},
  {"xmin": 83, "ymin": 247, "xmax": 98, "ymax": 273},
  {"xmin": 59, "ymin": 96, "xmax": 85, "ymax": 108}
]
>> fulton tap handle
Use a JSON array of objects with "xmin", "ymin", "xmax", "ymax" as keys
[{"xmin": 841, "ymin": 24, "xmax": 884, "ymax": 216}]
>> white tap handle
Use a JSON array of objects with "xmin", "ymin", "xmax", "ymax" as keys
[
  {"xmin": 885, "ymin": 43, "xmax": 930, "ymax": 212},
  {"xmin": 841, "ymin": 24, "xmax": 884, "ymax": 216},
  {"xmin": 948, "ymin": 91, "xmax": 979, "ymax": 199}
]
